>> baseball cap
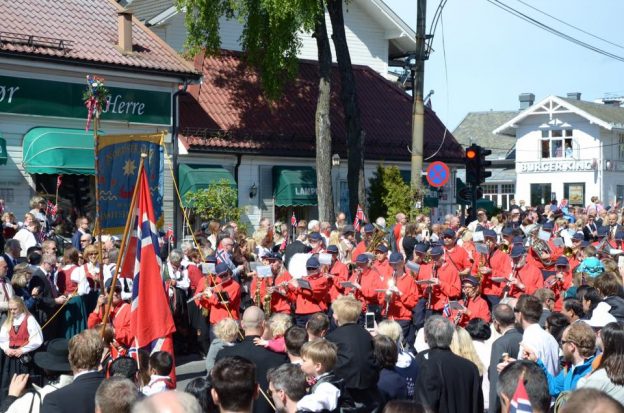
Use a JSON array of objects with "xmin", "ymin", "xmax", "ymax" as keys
[
  {"xmin": 510, "ymin": 245, "xmax": 525, "ymax": 258},
  {"xmin": 326, "ymin": 245, "xmax": 339, "ymax": 254},
  {"xmin": 364, "ymin": 224, "xmax": 375, "ymax": 234},
  {"xmin": 389, "ymin": 252, "xmax": 403, "ymax": 264},
  {"xmin": 306, "ymin": 256, "xmax": 320, "ymax": 269},
  {"xmin": 375, "ymin": 244, "xmax": 388, "ymax": 253},
  {"xmin": 429, "ymin": 246, "xmax": 444, "ymax": 257}
]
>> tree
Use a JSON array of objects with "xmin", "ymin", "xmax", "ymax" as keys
[
  {"xmin": 184, "ymin": 179, "xmax": 242, "ymax": 224},
  {"xmin": 326, "ymin": 0, "xmax": 366, "ymax": 218},
  {"xmin": 178, "ymin": 0, "xmax": 335, "ymax": 222},
  {"xmin": 368, "ymin": 165, "xmax": 427, "ymax": 225}
]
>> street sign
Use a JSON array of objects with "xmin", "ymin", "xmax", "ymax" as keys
[{"xmin": 425, "ymin": 161, "xmax": 450, "ymax": 188}]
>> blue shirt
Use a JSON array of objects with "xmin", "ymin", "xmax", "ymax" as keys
[{"xmin": 538, "ymin": 355, "xmax": 596, "ymax": 397}]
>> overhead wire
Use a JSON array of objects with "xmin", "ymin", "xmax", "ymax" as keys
[{"xmin": 485, "ymin": 0, "xmax": 624, "ymax": 63}]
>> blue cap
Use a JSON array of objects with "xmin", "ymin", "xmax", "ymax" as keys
[
  {"xmin": 326, "ymin": 245, "xmax": 339, "ymax": 254},
  {"xmin": 442, "ymin": 228, "xmax": 455, "ymax": 238},
  {"xmin": 306, "ymin": 256, "xmax": 320, "ymax": 269},
  {"xmin": 364, "ymin": 224, "xmax": 375, "ymax": 233},
  {"xmin": 510, "ymin": 245, "xmax": 525, "ymax": 258},
  {"xmin": 264, "ymin": 252, "xmax": 282, "ymax": 261},
  {"xmin": 355, "ymin": 254, "xmax": 370, "ymax": 264},
  {"xmin": 205, "ymin": 255, "xmax": 218, "ymax": 263},
  {"xmin": 616, "ymin": 231, "xmax": 624, "ymax": 242},
  {"xmin": 512, "ymin": 236, "xmax": 524, "ymax": 246},
  {"xmin": 215, "ymin": 262, "xmax": 230, "ymax": 276},
  {"xmin": 597, "ymin": 226, "xmax": 609, "ymax": 237},
  {"xmin": 572, "ymin": 232, "xmax": 584, "ymax": 241},
  {"xmin": 389, "ymin": 252, "xmax": 403, "ymax": 264},
  {"xmin": 375, "ymin": 244, "xmax": 388, "ymax": 253},
  {"xmin": 430, "ymin": 246, "xmax": 444, "ymax": 256},
  {"xmin": 105, "ymin": 278, "xmax": 121, "ymax": 290},
  {"xmin": 483, "ymin": 229, "xmax": 497, "ymax": 239},
  {"xmin": 414, "ymin": 244, "xmax": 428, "ymax": 254},
  {"xmin": 462, "ymin": 275, "xmax": 480, "ymax": 286},
  {"xmin": 542, "ymin": 221, "xmax": 554, "ymax": 231},
  {"xmin": 555, "ymin": 256, "xmax": 569, "ymax": 267},
  {"xmin": 308, "ymin": 232, "xmax": 323, "ymax": 242},
  {"xmin": 501, "ymin": 227, "xmax": 514, "ymax": 237},
  {"xmin": 580, "ymin": 240, "xmax": 590, "ymax": 248}
]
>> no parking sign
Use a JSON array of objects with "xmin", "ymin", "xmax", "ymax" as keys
[{"xmin": 425, "ymin": 161, "xmax": 450, "ymax": 188}]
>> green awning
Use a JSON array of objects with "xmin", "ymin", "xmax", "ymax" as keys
[
  {"xmin": 0, "ymin": 135, "xmax": 7, "ymax": 166},
  {"xmin": 22, "ymin": 128, "xmax": 94, "ymax": 175},
  {"xmin": 273, "ymin": 166, "xmax": 317, "ymax": 206},
  {"xmin": 179, "ymin": 164, "xmax": 237, "ymax": 206}
]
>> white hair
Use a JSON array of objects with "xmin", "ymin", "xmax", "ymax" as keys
[
  {"xmin": 307, "ymin": 220, "xmax": 320, "ymax": 231},
  {"xmin": 375, "ymin": 217, "xmax": 386, "ymax": 229}
]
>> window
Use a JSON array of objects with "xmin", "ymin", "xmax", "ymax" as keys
[
  {"xmin": 619, "ymin": 134, "xmax": 624, "ymax": 160},
  {"xmin": 482, "ymin": 184, "xmax": 497, "ymax": 194},
  {"xmin": 501, "ymin": 184, "xmax": 515, "ymax": 194},
  {"xmin": 540, "ymin": 129, "xmax": 574, "ymax": 159}
]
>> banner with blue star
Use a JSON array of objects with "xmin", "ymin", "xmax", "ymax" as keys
[{"xmin": 97, "ymin": 132, "xmax": 165, "ymax": 233}]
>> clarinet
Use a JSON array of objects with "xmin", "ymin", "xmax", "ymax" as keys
[
  {"xmin": 427, "ymin": 265, "xmax": 438, "ymax": 310},
  {"xmin": 385, "ymin": 270, "xmax": 397, "ymax": 316},
  {"xmin": 502, "ymin": 263, "xmax": 518, "ymax": 299},
  {"xmin": 454, "ymin": 293, "xmax": 468, "ymax": 326}
]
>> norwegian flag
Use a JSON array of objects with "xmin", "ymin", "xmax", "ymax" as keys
[
  {"xmin": 46, "ymin": 200, "xmax": 57, "ymax": 217},
  {"xmin": 442, "ymin": 302, "xmax": 451, "ymax": 318},
  {"xmin": 353, "ymin": 204, "xmax": 366, "ymax": 232},
  {"xmin": 291, "ymin": 211, "xmax": 297, "ymax": 227},
  {"xmin": 56, "ymin": 175, "xmax": 63, "ymax": 189},
  {"xmin": 129, "ymin": 168, "xmax": 176, "ymax": 384},
  {"xmin": 510, "ymin": 375, "xmax": 533, "ymax": 412}
]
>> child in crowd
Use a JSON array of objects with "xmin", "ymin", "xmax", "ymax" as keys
[
  {"xmin": 205, "ymin": 317, "xmax": 239, "ymax": 373},
  {"xmin": 297, "ymin": 340, "xmax": 342, "ymax": 412},
  {"xmin": 254, "ymin": 312, "xmax": 292, "ymax": 353},
  {"xmin": 141, "ymin": 351, "xmax": 174, "ymax": 396},
  {"xmin": 305, "ymin": 312, "xmax": 329, "ymax": 341}
]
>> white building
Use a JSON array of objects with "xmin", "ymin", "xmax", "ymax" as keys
[{"xmin": 494, "ymin": 93, "xmax": 624, "ymax": 207}]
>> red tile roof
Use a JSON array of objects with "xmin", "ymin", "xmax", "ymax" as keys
[
  {"xmin": 0, "ymin": 0, "xmax": 198, "ymax": 78},
  {"xmin": 180, "ymin": 51, "xmax": 464, "ymax": 163}
]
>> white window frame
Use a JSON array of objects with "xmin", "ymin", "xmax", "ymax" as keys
[{"xmin": 540, "ymin": 129, "xmax": 575, "ymax": 160}]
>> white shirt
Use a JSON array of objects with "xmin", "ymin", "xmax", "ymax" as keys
[
  {"xmin": 13, "ymin": 228, "xmax": 37, "ymax": 258},
  {"xmin": 72, "ymin": 264, "xmax": 97, "ymax": 296},
  {"xmin": 518, "ymin": 323, "xmax": 560, "ymax": 376},
  {"xmin": 167, "ymin": 262, "xmax": 190, "ymax": 291},
  {"xmin": 0, "ymin": 277, "xmax": 14, "ymax": 312},
  {"xmin": 0, "ymin": 313, "xmax": 43, "ymax": 353},
  {"xmin": 296, "ymin": 374, "xmax": 341, "ymax": 412},
  {"xmin": 142, "ymin": 374, "xmax": 172, "ymax": 396}
]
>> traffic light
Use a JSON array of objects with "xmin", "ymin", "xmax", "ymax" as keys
[
  {"xmin": 465, "ymin": 145, "xmax": 480, "ymax": 186},
  {"xmin": 465, "ymin": 144, "xmax": 492, "ymax": 186}
]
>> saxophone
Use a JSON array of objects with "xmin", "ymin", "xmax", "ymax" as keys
[
  {"xmin": 263, "ymin": 286, "xmax": 272, "ymax": 319},
  {"xmin": 254, "ymin": 277, "xmax": 262, "ymax": 308}
]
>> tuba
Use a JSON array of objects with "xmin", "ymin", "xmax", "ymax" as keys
[{"xmin": 366, "ymin": 224, "xmax": 387, "ymax": 252}]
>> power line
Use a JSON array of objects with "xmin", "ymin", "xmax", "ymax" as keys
[
  {"xmin": 485, "ymin": 0, "xmax": 624, "ymax": 63},
  {"xmin": 512, "ymin": 0, "xmax": 624, "ymax": 51}
]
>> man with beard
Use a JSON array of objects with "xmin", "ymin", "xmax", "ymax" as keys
[{"xmin": 522, "ymin": 321, "xmax": 596, "ymax": 398}]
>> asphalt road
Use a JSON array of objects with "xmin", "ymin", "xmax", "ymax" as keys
[{"xmin": 174, "ymin": 353, "xmax": 207, "ymax": 390}]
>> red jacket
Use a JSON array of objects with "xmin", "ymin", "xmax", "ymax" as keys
[
  {"xmin": 548, "ymin": 268, "xmax": 573, "ymax": 312},
  {"xmin": 88, "ymin": 301, "xmax": 132, "ymax": 348},
  {"xmin": 449, "ymin": 295, "xmax": 491, "ymax": 327},
  {"xmin": 472, "ymin": 248, "xmax": 511, "ymax": 297},
  {"xmin": 196, "ymin": 277, "xmax": 241, "ymax": 323},
  {"xmin": 351, "ymin": 241, "xmax": 368, "ymax": 262},
  {"xmin": 384, "ymin": 272, "xmax": 418, "ymax": 320},
  {"xmin": 371, "ymin": 258, "xmax": 393, "ymax": 283},
  {"xmin": 444, "ymin": 246, "xmax": 472, "ymax": 273},
  {"xmin": 250, "ymin": 271, "xmax": 293, "ymax": 314},
  {"xmin": 289, "ymin": 273, "xmax": 330, "ymax": 315},
  {"xmin": 507, "ymin": 262, "xmax": 544, "ymax": 298},
  {"xmin": 417, "ymin": 262, "xmax": 461, "ymax": 311},
  {"xmin": 327, "ymin": 260, "xmax": 349, "ymax": 301},
  {"xmin": 187, "ymin": 264, "xmax": 203, "ymax": 294}
]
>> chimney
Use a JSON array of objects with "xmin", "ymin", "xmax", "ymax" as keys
[
  {"xmin": 519, "ymin": 93, "xmax": 535, "ymax": 110},
  {"xmin": 118, "ymin": 11, "xmax": 133, "ymax": 54},
  {"xmin": 567, "ymin": 92, "xmax": 582, "ymax": 101}
]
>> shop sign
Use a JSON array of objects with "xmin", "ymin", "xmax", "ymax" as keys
[
  {"xmin": 517, "ymin": 160, "xmax": 594, "ymax": 173},
  {"xmin": 0, "ymin": 75, "xmax": 170, "ymax": 125},
  {"xmin": 295, "ymin": 187, "xmax": 317, "ymax": 196}
]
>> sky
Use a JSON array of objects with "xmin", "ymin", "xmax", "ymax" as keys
[{"xmin": 383, "ymin": 0, "xmax": 624, "ymax": 131}]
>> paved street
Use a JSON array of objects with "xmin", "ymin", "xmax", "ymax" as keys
[{"xmin": 174, "ymin": 353, "xmax": 206, "ymax": 390}]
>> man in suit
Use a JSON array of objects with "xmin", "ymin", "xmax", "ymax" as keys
[
  {"xmin": 29, "ymin": 253, "xmax": 66, "ymax": 340},
  {"xmin": 414, "ymin": 315, "xmax": 483, "ymax": 413},
  {"xmin": 42, "ymin": 329, "xmax": 105, "ymax": 413},
  {"xmin": 71, "ymin": 216, "xmax": 90, "ymax": 251},
  {"xmin": 2, "ymin": 239, "xmax": 20, "ymax": 279},
  {"xmin": 488, "ymin": 303, "xmax": 523, "ymax": 413},
  {"xmin": 326, "ymin": 295, "xmax": 381, "ymax": 412},
  {"xmin": 216, "ymin": 306, "xmax": 288, "ymax": 413}
]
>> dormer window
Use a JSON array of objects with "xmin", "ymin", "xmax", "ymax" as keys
[{"xmin": 540, "ymin": 129, "xmax": 574, "ymax": 159}]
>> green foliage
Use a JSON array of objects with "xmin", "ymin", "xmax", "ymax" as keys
[
  {"xmin": 367, "ymin": 165, "xmax": 413, "ymax": 225},
  {"xmin": 178, "ymin": 0, "xmax": 320, "ymax": 100},
  {"xmin": 184, "ymin": 179, "xmax": 242, "ymax": 224}
]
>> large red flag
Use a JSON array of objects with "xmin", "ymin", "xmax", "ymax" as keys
[{"xmin": 130, "ymin": 168, "xmax": 176, "ymax": 383}]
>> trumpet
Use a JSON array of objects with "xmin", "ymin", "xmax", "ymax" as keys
[
  {"xmin": 422, "ymin": 253, "xmax": 432, "ymax": 264},
  {"xmin": 499, "ymin": 244, "xmax": 510, "ymax": 254},
  {"xmin": 563, "ymin": 246, "xmax": 575, "ymax": 258}
]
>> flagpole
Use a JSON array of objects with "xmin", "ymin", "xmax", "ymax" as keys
[
  {"xmin": 93, "ymin": 116, "xmax": 105, "ymax": 291},
  {"xmin": 55, "ymin": 175, "xmax": 61, "ymax": 208},
  {"xmin": 100, "ymin": 153, "xmax": 146, "ymax": 337}
]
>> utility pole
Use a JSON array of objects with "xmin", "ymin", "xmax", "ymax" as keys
[{"xmin": 410, "ymin": 0, "xmax": 427, "ymax": 193}]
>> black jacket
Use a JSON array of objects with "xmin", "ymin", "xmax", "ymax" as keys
[
  {"xmin": 605, "ymin": 296, "xmax": 624, "ymax": 324},
  {"xmin": 414, "ymin": 348, "xmax": 483, "ymax": 413},
  {"xmin": 41, "ymin": 371, "xmax": 104, "ymax": 413},
  {"xmin": 488, "ymin": 328, "xmax": 522, "ymax": 412},
  {"xmin": 216, "ymin": 335, "xmax": 288, "ymax": 413},
  {"xmin": 326, "ymin": 323, "xmax": 379, "ymax": 390}
]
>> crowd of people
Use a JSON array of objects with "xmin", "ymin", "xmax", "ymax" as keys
[{"xmin": 1, "ymin": 195, "xmax": 624, "ymax": 412}]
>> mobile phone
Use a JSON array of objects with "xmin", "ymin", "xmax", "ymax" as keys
[{"xmin": 365, "ymin": 312, "xmax": 375, "ymax": 330}]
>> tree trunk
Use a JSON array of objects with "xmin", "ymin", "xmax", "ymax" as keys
[
  {"xmin": 313, "ymin": 0, "xmax": 335, "ymax": 224},
  {"xmin": 326, "ymin": 0, "xmax": 366, "ymax": 219}
]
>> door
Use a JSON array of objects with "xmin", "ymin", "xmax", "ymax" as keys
[{"xmin": 530, "ymin": 183, "xmax": 552, "ymax": 206}]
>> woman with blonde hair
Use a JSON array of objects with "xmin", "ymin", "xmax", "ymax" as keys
[
  {"xmin": 0, "ymin": 296, "xmax": 43, "ymax": 396},
  {"xmin": 450, "ymin": 327, "xmax": 487, "ymax": 409},
  {"xmin": 11, "ymin": 263, "xmax": 37, "ymax": 311},
  {"xmin": 57, "ymin": 247, "xmax": 89, "ymax": 338},
  {"xmin": 74, "ymin": 244, "xmax": 101, "ymax": 314}
]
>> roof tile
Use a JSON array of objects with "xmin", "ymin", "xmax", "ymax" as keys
[
  {"xmin": 180, "ymin": 51, "xmax": 464, "ymax": 163},
  {"xmin": 0, "ymin": 0, "xmax": 198, "ymax": 77}
]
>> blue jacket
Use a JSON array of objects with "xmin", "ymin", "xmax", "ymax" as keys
[{"xmin": 538, "ymin": 354, "xmax": 596, "ymax": 397}]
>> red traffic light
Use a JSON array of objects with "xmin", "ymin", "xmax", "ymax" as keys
[{"xmin": 466, "ymin": 148, "xmax": 477, "ymax": 159}]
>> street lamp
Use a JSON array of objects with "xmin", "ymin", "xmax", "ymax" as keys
[{"xmin": 332, "ymin": 154, "xmax": 340, "ymax": 167}]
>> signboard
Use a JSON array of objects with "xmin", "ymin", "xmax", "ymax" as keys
[
  {"xmin": 517, "ymin": 160, "xmax": 594, "ymax": 173},
  {"xmin": 0, "ymin": 75, "xmax": 171, "ymax": 125},
  {"xmin": 426, "ymin": 161, "xmax": 450, "ymax": 187}
]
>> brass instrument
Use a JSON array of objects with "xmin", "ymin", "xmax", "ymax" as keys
[
  {"xmin": 453, "ymin": 294, "xmax": 468, "ymax": 326},
  {"xmin": 499, "ymin": 244, "xmax": 510, "ymax": 254},
  {"xmin": 263, "ymin": 289, "xmax": 272, "ymax": 318},
  {"xmin": 426, "ymin": 265, "xmax": 438, "ymax": 309},
  {"xmin": 422, "ymin": 253, "xmax": 432, "ymax": 264},
  {"xmin": 502, "ymin": 262, "xmax": 518, "ymax": 300},
  {"xmin": 563, "ymin": 246, "xmax": 574, "ymax": 258},
  {"xmin": 531, "ymin": 231, "xmax": 553, "ymax": 267},
  {"xmin": 366, "ymin": 224, "xmax": 387, "ymax": 252}
]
